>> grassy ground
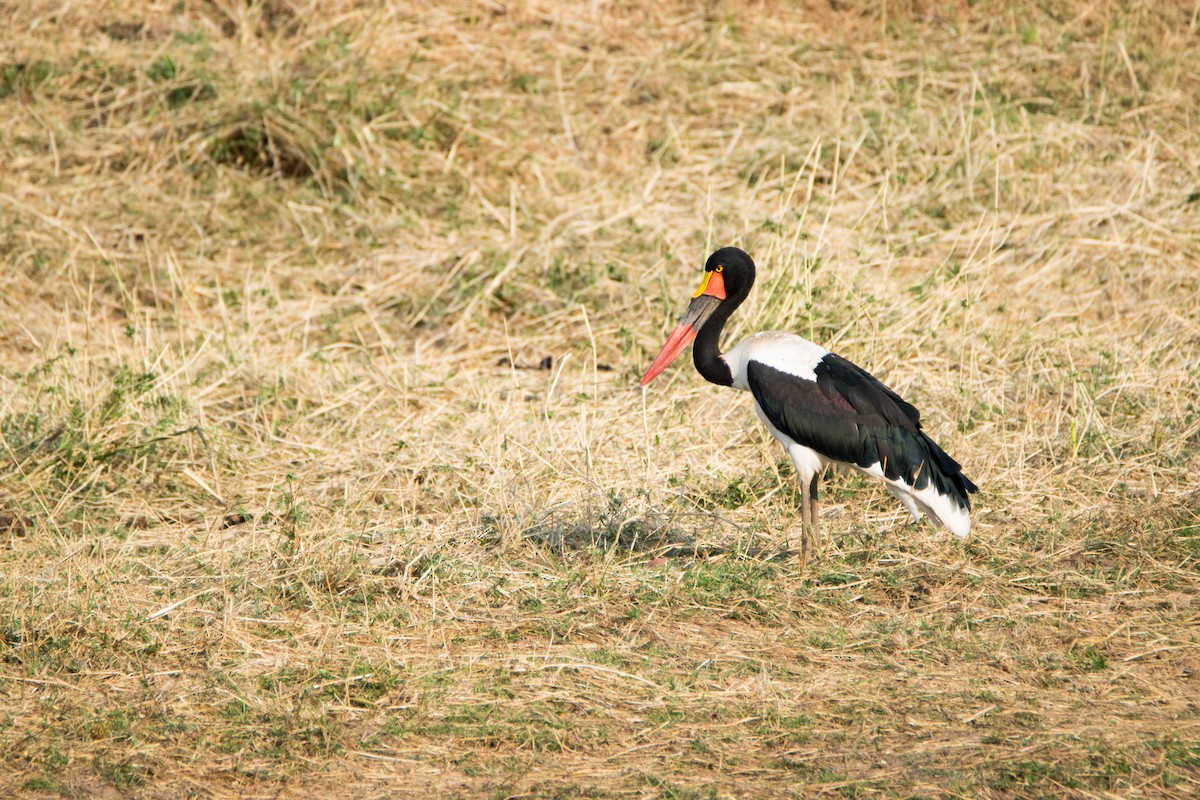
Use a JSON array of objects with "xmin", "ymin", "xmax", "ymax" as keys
[{"xmin": 2, "ymin": 0, "xmax": 1199, "ymax": 797}]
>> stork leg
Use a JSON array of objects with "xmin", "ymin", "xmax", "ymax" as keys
[
  {"xmin": 796, "ymin": 471, "xmax": 822, "ymax": 568},
  {"xmin": 807, "ymin": 472, "xmax": 821, "ymax": 560},
  {"xmin": 798, "ymin": 485, "xmax": 811, "ymax": 567}
]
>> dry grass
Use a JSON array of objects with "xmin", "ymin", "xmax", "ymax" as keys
[{"xmin": 2, "ymin": 0, "xmax": 1200, "ymax": 796}]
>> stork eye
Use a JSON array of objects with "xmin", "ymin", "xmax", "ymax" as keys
[{"xmin": 715, "ymin": 265, "xmax": 724, "ymax": 273}]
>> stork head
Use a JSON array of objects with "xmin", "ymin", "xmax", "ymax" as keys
[
  {"xmin": 639, "ymin": 247, "xmax": 756, "ymax": 386},
  {"xmin": 701, "ymin": 246, "xmax": 755, "ymax": 301}
]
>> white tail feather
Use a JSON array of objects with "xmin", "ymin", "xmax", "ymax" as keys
[{"xmin": 868, "ymin": 465, "xmax": 971, "ymax": 538}]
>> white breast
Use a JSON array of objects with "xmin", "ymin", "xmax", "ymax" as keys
[{"xmin": 724, "ymin": 331, "xmax": 830, "ymax": 390}]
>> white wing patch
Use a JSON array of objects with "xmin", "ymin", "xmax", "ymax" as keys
[
  {"xmin": 724, "ymin": 331, "xmax": 829, "ymax": 390},
  {"xmin": 859, "ymin": 462, "xmax": 971, "ymax": 539}
]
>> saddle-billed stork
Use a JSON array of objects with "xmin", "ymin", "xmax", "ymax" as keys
[{"xmin": 640, "ymin": 247, "xmax": 978, "ymax": 559}]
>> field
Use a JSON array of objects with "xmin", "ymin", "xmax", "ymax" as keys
[{"xmin": 2, "ymin": 0, "xmax": 1199, "ymax": 797}]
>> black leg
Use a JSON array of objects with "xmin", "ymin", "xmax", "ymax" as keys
[
  {"xmin": 808, "ymin": 472, "xmax": 821, "ymax": 558},
  {"xmin": 798, "ymin": 489, "xmax": 810, "ymax": 568}
]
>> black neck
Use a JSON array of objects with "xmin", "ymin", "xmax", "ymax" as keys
[{"xmin": 692, "ymin": 300, "xmax": 735, "ymax": 387}]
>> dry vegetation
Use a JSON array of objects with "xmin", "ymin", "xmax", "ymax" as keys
[{"xmin": 2, "ymin": 0, "xmax": 1200, "ymax": 797}]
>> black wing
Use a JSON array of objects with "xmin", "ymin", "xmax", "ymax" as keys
[{"xmin": 746, "ymin": 355, "xmax": 977, "ymax": 506}]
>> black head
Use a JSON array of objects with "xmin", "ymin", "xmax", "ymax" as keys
[
  {"xmin": 686, "ymin": 246, "xmax": 754, "ymax": 385},
  {"xmin": 703, "ymin": 247, "xmax": 756, "ymax": 302},
  {"xmin": 640, "ymin": 246, "xmax": 756, "ymax": 387}
]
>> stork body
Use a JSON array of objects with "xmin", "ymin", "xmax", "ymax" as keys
[{"xmin": 640, "ymin": 247, "xmax": 977, "ymax": 560}]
